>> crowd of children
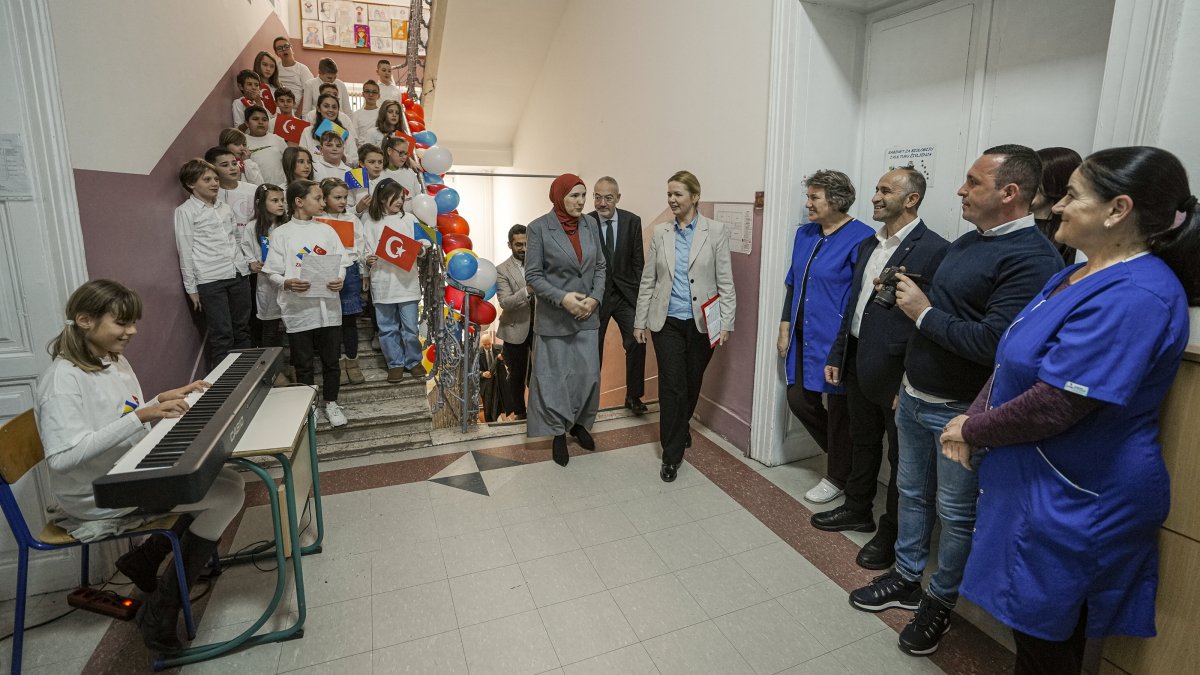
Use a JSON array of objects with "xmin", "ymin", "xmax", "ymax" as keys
[{"xmin": 171, "ymin": 44, "xmax": 426, "ymax": 430}]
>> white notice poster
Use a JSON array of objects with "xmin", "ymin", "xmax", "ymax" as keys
[{"xmin": 713, "ymin": 202, "xmax": 753, "ymax": 255}]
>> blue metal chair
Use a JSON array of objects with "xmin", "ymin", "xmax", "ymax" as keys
[{"xmin": 0, "ymin": 410, "xmax": 197, "ymax": 674}]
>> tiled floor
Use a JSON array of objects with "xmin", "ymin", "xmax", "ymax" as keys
[{"xmin": 3, "ymin": 417, "xmax": 1015, "ymax": 674}]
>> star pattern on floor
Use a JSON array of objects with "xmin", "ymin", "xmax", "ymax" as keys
[{"xmin": 428, "ymin": 450, "xmax": 527, "ymax": 496}]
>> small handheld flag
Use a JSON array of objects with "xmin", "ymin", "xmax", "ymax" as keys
[
  {"xmin": 344, "ymin": 167, "xmax": 369, "ymax": 190},
  {"xmin": 260, "ymin": 84, "xmax": 277, "ymax": 114},
  {"xmin": 274, "ymin": 115, "xmax": 311, "ymax": 144},
  {"xmin": 259, "ymin": 235, "xmax": 269, "ymax": 262},
  {"xmin": 376, "ymin": 225, "xmax": 421, "ymax": 272},
  {"xmin": 314, "ymin": 118, "xmax": 349, "ymax": 141},
  {"xmin": 315, "ymin": 218, "xmax": 356, "ymax": 248}
]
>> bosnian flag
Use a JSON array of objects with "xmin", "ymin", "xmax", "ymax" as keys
[
  {"xmin": 274, "ymin": 115, "xmax": 311, "ymax": 144},
  {"xmin": 344, "ymin": 167, "xmax": 369, "ymax": 190},
  {"xmin": 313, "ymin": 118, "xmax": 349, "ymax": 141}
]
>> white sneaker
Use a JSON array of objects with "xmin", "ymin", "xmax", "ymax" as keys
[
  {"xmin": 805, "ymin": 478, "xmax": 843, "ymax": 504},
  {"xmin": 324, "ymin": 401, "xmax": 348, "ymax": 428}
]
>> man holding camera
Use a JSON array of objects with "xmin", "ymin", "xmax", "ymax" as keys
[
  {"xmin": 815, "ymin": 167, "xmax": 948, "ymax": 574},
  {"xmin": 848, "ymin": 145, "xmax": 1063, "ymax": 657}
]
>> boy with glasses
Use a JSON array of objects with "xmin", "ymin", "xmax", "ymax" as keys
[{"xmin": 271, "ymin": 37, "xmax": 313, "ymax": 110}]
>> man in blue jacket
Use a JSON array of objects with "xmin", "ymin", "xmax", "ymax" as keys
[{"xmin": 848, "ymin": 145, "xmax": 1064, "ymax": 657}]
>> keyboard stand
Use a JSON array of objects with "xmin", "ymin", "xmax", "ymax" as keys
[{"xmin": 153, "ymin": 385, "xmax": 324, "ymax": 671}]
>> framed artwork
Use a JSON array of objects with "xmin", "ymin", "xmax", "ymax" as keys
[{"xmin": 299, "ymin": 0, "xmax": 421, "ymax": 56}]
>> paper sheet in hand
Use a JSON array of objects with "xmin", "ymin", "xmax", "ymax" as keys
[
  {"xmin": 299, "ymin": 254, "xmax": 341, "ymax": 298},
  {"xmin": 701, "ymin": 295, "xmax": 722, "ymax": 347}
]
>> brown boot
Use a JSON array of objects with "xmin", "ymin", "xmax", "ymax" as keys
[
  {"xmin": 137, "ymin": 530, "xmax": 218, "ymax": 653},
  {"xmin": 387, "ymin": 366, "xmax": 406, "ymax": 383},
  {"xmin": 339, "ymin": 358, "xmax": 350, "ymax": 385},
  {"xmin": 345, "ymin": 357, "xmax": 366, "ymax": 384}
]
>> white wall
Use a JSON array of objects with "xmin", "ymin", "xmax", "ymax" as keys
[
  {"xmin": 49, "ymin": 0, "xmax": 276, "ymax": 173},
  {"xmin": 501, "ymin": 0, "xmax": 773, "ymax": 232},
  {"xmin": 1156, "ymin": 0, "xmax": 1200, "ymax": 178}
]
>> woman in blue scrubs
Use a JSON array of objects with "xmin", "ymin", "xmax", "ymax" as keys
[
  {"xmin": 940, "ymin": 146, "xmax": 1200, "ymax": 674},
  {"xmin": 777, "ymin": 170, "xmax": 873, "ymax": 504}
]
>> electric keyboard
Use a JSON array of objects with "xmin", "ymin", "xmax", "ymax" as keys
[{"xmin": 93, "ymin": 347, "xmax": 284, "ymax": 511}]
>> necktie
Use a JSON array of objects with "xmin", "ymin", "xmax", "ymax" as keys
[{"xmin": 604, "ymin": 219, "xmax": 615, "ymax": 265}]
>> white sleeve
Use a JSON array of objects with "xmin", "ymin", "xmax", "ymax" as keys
[
  {"xmin": 39, "ymin": 390, "xmax": 144, "ymax": 474},
  {"xmin": 174, "ymin": 205, "xmax": 198, "ymax": 294},
  {"xmin": 263, "ymin": 228, "xmax": 287, "ymax": 288},
  {"xmin": 240, "ymin": 219, "xmax": 262, "ymax": 267},
  {"xmin": 233, "ymin": 100, "xmax": 245, "ymax": 127}
]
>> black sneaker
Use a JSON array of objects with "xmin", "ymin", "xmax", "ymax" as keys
[
  {"xmin": 898, "ymin": 592, "xmax": 952, "ymax": 656},
  {"xmin": 848, "ymin": 571, "xmax": 921, "ymax": 612}
]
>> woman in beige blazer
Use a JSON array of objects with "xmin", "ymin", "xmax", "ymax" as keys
[{"xmin": 634, "ymin": 171, "xmax": 736, "ymax": 482}]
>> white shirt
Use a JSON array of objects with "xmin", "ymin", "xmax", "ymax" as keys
[
  {"xmin": 263, "ymin": 218, "xmax": 350, "ymax": 332},
  {"xmin": 276, "ymin": 61, "xmax": 314, "ymax": 105},
  {"xmin": 241, "ymin": 219, "xmax": 283, "ymax": 320},
  {"xmin": 241, "ymin": 157, "xmax": 266, "ymax": 186},
  {"xmin": 301, "ymin": 77, "xmax": 352, "ymax": 116},
  {"xmin": 304, "ymin": 112, "xmax": 358, "ymax": 166},
  {"xmin": 312, "ymin": 156, "xmax": 351, "ymax": 182},
  {"xmin": 382, "ymin": 167, "xmax": 421, "ymax": 204},
  {"xmin": 851, "ymin": 216, "xmax": 921, "ymax": 337},
  {"xmin": 174, "ymin": 195, "xmax": 243, "ymax": 294},
  {"xmin": 352, "ymin": 107, "xmax": 380, "ymax": 141},
  {"xmin": 246, "ymin": 132, "xmax": 288, "ymax": 186},
  {"xmin": 361, "ymin": 212, "xmax": 423, "ymax": 303},
  {"xmin": 35, "ymin": 356, "xmax": 150, "ymax": 520},
  {"xmin": 232, "ymin": 97, "xmax": 273, "ymax": 128},
  {"xmin": 378, "ymin": 82, "xmax": 402, "ymax": 103},
  {"xmin": 359, "ymin": 126, "xmax": 385, "ymax": 149},
  {"xmin": 218, "ymin": 180, "xmax": 258, "ymax": 228}
]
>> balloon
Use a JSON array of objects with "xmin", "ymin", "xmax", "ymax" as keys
[
  {"xmin": 437, "ymin": 213, "xmax": 470, "ymax": 236},
  {"xmin": 484, "ymin": 283, "xmax": 497, "ymax": 301},
  {"xmin": 407, "ymin": 118, "xmax": 425, "ymax": 133},
  {"xmin": 421, "ymin": 355, "xmax": 433, "ymax": 372},
  {"xmin": 411, "ymin": 193, "xmax": 437, "ymax": 226},
  {"xmin": 463, "ymin": 258, "xmax": 497, "ymax": 293},
  {"xmin": 446, "ymin": 249, "xmax": 479, "ymax": 281},
  {"xmin": 427, "ymin": 183, "xmax": 448, "ymax": 195},
  {"xmin": 425, "ymin": 344, "xmax": 436, "ymax": 362},
  {"xmin": 401, "ymin": 93, "xmax": 412, "ymax": 105},
  {"xmin": 434, "ymin": 187, "xmax": 460, "ymax": 214},
  {"xmin": 414, "ymin": 142, "xmax": 430, "ymax": 151},
  {"xmin": 441, "ymin": 233, "xmax": 472, "ymax": 255},
  {"xmin": 421, "ymin": 146, "xmax": 454, "ymax": 175},
  {"xmin": 468, "ymin": 296, "xmax": 497, "ymax": 325},
  {"xmin": 412, "ymin": 130, "xmax": 438, "ymax": 146},
  {"xmin": 424, "ymin": 172, "xmax": 444, "ymax": 185},
  {"xmin": 444, "ymin": 286, "xmax": 466, "ymax": 311}
]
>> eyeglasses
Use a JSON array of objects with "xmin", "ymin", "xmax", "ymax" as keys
[
  {"xmin": 274, "ymin": 43, "xmax": 292, "ymax": 52},
  {"xmin": 594, "ymin": 194, "xmax": 617, "ymax": 203}
]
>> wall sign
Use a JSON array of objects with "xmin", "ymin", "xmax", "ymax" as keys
[{"xmin": 885, "ymin": 144, "xmax": 936, "ymax": 187}]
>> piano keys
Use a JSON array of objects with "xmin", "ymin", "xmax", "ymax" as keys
[{"xmin": 93, "ymin": 347, "xmax": 285, "ymax": 511}]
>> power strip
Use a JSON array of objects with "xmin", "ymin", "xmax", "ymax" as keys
[{"xmin": 66, "ymin": 586, "xmax": 140, "ymax": 621}]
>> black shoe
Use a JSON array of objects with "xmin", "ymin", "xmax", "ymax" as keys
[
  {"xmin": 138, "ymin": 530, "xmax": 218, "ymax": 653},
  {"xmin": 626, "ymin": 397, "xmax": 648, "ymax": 415},
  {"xmin": 898, "ymin": 592, "xmax": 953, "ymax": 656},
  {"xmin": 685, "ymin": 431, "xmax": 692, "ymax": 448},
  {"xmin": 552, "ymin": 435, "xmax": 569, "ymax": 466},
  {"xmin": 848, "ymin": 571, "xmax": 922, "ymax": 613},
  {"xmin": 116, "ymin": 515, "xmax": 193, "ymax": 593},
  {"xmin": 660, "ymin": 463, "xmax": 679, "ymax": 482},
  {"xmin": 810, "ymin": 505, "xmax": 876, "ymax": 533},
  {"xmin": 569, "ymin": 424, "xmax": 595, "ymax": 450},
  {"xmin": 856, "ymin": 533, "xmax": 896, "ymax": 570}
]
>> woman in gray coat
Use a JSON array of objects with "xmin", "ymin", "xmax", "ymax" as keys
[{"xmin": 525, "ymin": 173, "xmax": 607, "ymax": 466}]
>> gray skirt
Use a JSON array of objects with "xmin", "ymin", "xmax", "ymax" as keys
[{"xmin": 526, "ymin": 329, "xmax": 600, "ymax": 437}]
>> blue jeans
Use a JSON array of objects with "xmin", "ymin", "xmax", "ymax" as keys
[
  {"xmin": 893, "ymin": 389, "xmax": 978, "ymax": 607},
  {"xmin": 375, "ymin": 301, "xmax": 421, "ymax": 369}
]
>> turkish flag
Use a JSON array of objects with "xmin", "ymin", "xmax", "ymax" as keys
[
  {"xmin": 274, "ymin": 114, "xmax": 311, "ymax": 145},
  {"xmin": 260, "ymin": 84, "xmax": 277, "ymax": 114},
  {"xmin": 374, "ymin": 225, "xmax": 420, "ymax": 272}
]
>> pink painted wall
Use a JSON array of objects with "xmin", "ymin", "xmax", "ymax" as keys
[
  {"xmin": 72, "ymin": 13, "xmax": 291, "ymax": 396},
  {"xmin": 291, "ymin": 46, "xmax": 421, "ymax": 86}
]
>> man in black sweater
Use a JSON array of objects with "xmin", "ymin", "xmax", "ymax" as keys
[{"xmin": 848, "ymin": 145, "xmax": 1064, "ymax": 657}]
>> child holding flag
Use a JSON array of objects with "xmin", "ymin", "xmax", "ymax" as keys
[
  {"xmin": 360, "ymin": 179, "xmax": 425, "ymax": 383},
  {"xmin": 308, "ymin": 93, "xmax": 357, "ymax": 165},
  {"xmin": 244, "ymin": 106, "xmax": 287, "ymax": 185},
  {"xmin": 318, "ymin": 177, "xmax": 366, "ymax": 384},
  {"xmin": 312, "ymin": 130, "xmax": 352, "ymax": 182},
  {"xmin": 232, "ymin": 70, "xmax": 269, "ymax": 128},
  {"xmin": 263, "ymin": 179, "xmax": 351, "ymax": 427},
  {"xmin": 351, "ymin": 143, "xmax": 385, "ymax": 215},
  {"xmin": 239, "ymin": 184, "xmax": 290, "ymax": 369}
]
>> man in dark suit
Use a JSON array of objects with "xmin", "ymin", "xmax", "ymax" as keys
[
  {"xmin": 812, "ymin": 167, "xmax": 949, "ymax": 570},
  {"xmin": 590, "ymin": 176, "xmax": 647, "ymax": 414}
]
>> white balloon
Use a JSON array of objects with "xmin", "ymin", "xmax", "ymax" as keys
[
  {"xmin": 465, "ymin": 258, "xmax": 497, "ymax": 292},
  {"xmin": 422, "ymin": 145, "xmax": 454, "ymax": 175},
  {"xmin": 411, "ymin": 193, "xmax": 437, "ymax": 226}
]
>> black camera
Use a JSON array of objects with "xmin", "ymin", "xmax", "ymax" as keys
[{"xmin": 874, "ymin": 267, "xmax": 925, "ymax": 309}]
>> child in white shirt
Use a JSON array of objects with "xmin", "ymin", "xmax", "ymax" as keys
[
  {"xmin": 381, "ymin": 133, "xmax": 422, "ymax": 204},
  {"xmin": 206, "ymin": 147, "xmax": 258, "ymax": 230},
  {"xmin": 239, "ymin": 184, "xmax": 289, "ymax": 358},
  {"xmin": 351, "ymin": 144, "xmax": 386, "ymax": 215},
  {"xmin": 301, "ymin": 57, "xmax": 352, "ymax": 115},
  {"xmin": 318, "ymin": 177, "xmax": 366, "ymax": 385},
  {"xmin": 262, "ymin": 180, "xmax": 351, "ymax": 427},
  {"xmin": 311, "ymin": 131, "xmax": 352, "ymax": 182},
  {"xmin": 244, "ymin": 106, "xmax": 288, "ymax": 186},
  {"xmin": 219, "ymin": 128, "xmax": 266, "ymax": 185},
  {"xmin": 360, "ymin": 100, "xmax": 403, "ymax": 149},
  {"xmin": 308, "ymin": 93, "xmax": 357, "ymax": 165},
  {"xmin": 232, "ymin": 70, "xmax": 268, "ymax": 128},
  {"xmin": 351, "ymin": 80, "xmax": 381, "ymax": 140},
  {"xmin": 283, "ymin": 146, "xmax": 314, "ymax": 184}
]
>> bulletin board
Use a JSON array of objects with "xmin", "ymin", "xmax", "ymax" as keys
[{"xmin": 298, "ymin": 0, "xmax": 415, "ymax": 56}]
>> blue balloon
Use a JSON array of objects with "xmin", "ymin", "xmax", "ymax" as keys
[
  {"xmin": 424, "ymin": 172, "xmax": 444, "ymax": 185},
  {"xmin": 446, "ymin": 250, "xmax": 479, "ymax": 281},
  {"xmin": 413, "ymin": 223, "xmax": 435, "ymax": 244},
  {"xmin": 434, "ymin": 187, "xmax": 460, "ymax": 214},
  {"xmin": 484, "ymin": 283, "xmax": 497, "ymax": 301},
  {"xmin": 413, "ymin": 130, "xmax": 438, "ymax": 146}
]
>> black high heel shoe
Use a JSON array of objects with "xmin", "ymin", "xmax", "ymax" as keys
[{"xmin": 553, "ymin": 435, "xmax": 569, "ymax": 466}]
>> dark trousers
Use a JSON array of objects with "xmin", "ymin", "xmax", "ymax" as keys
[
  {"xmin": 1014, "ymin": 605, "xmax": 1088, "ymax": 675},
  {"xmin": 502, "ymin": 337, "xmax": 531, "ymax": 417},
  {"xmin": 840, "ymin": 338, "xmax": 899, "ymax": 537},
  {"xmin": 652, "ymin": 316, "xmax": 713, "ymax": 466},
  {"xmin": 247, "ymin": 274, "xmax": 263, "ymax": 347},
  {"xmin": 598, "ymin": 294, "xmax": 646, "ymax": 400},
  {"xmin": 289, "ymin": 325, "xmax": 340, "ymax": 402},
  {"xmin": 786, "ymin": 348, "xmax": 852, "ymax": 486},
  {"xmin": 197, "ymin": 275, "xmax": 251, "ymax": 367},
  {"xmin": 342, "ymin": 313, "xmax": 360, "ymax": 359},
  {"xmin": 261, "ymin": 318, "xmax": 283, "ymax": 348}
]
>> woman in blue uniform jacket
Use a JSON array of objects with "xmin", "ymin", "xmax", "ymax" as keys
[
  {"xmin": 940, "ymin": 146, "xmax": 1200, "ymax": 674},
  {"xmin": 777, "ymin": 170, "xmax": 873, "ymax": 504}
]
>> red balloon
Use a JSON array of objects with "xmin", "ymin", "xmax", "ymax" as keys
[
  {"xmin": 444, "ymin": 286, "xmax": 466, "ymax": 311},
  {"xmin": 409, "ymin": 103, "xmax": 425, "ymax": 118},
  {"xmin": 427, "ymin": 183, "xmax": 449, "ymax": 195},
  {"xmin": 407, "ymin": 118, "xmax": 425, "ymax": 133},
  {"xmin": 426, "ymin": 344, "xmax": 436, "ymax": 361},
  {"xmin": 442, "ymin": 233, "xmax": 473, "ymax": 255},
  {"xmin": 437, "ymin": 213, "xmax": 470, "ymax": 236},
  {"xmin": 468, "ymin": 296, "xmax": 497, "ymax": 325},
  {"xmin": 401, "ymin": 93, "xmax": 412, "ymax": 106}
]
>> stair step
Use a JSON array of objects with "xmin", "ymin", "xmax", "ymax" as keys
[
  {"xmin": 315, "ymin": 429, "xmax": 433, "ymax": 461},
  {"xmin": 336, "ymin": 377, "xmax": 426, "ymax": 403},
  {"xmin": 315, "ymin": 398, "xmax": 431, "ymax": 433}
]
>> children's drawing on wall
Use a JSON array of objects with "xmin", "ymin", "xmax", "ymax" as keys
[
  {"xmin": 391, "ymin": 19, "xmax": 408, "ymax": 42},
  {"xmin": 339, "ymin": 24, "xmax": 355, "ymax": 48},
  {"xmin": 353, "ymin": 3, "xmax": 368, "ymax": 24},
  {"xmin": 372, "ymin": 36, "xmax": 392, "ymax": 53},
  {"xmin": 388, "ymin": 6, "xmax": 409, "ymax": 21},
  {"xmin": 302, "ymin": 0, "xmax": 317, "ymax": 20},
  {"xmin": 370, "ymin": 6, "xmax": 389, "ymax": 22},
  {"xmin": 354, "ymin": 24, "xmax": 370, "ymax": 49},
  {"xmin": 323, "ymin": 22, "xmax": 339, "ymax": 46},
  {"xmin": 303, "ymin": 20, "xmax": 324, "ymax": 47},
  {"xmin": 318, "ymin": 1, "xmax": 335, "ymax": 22}
]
